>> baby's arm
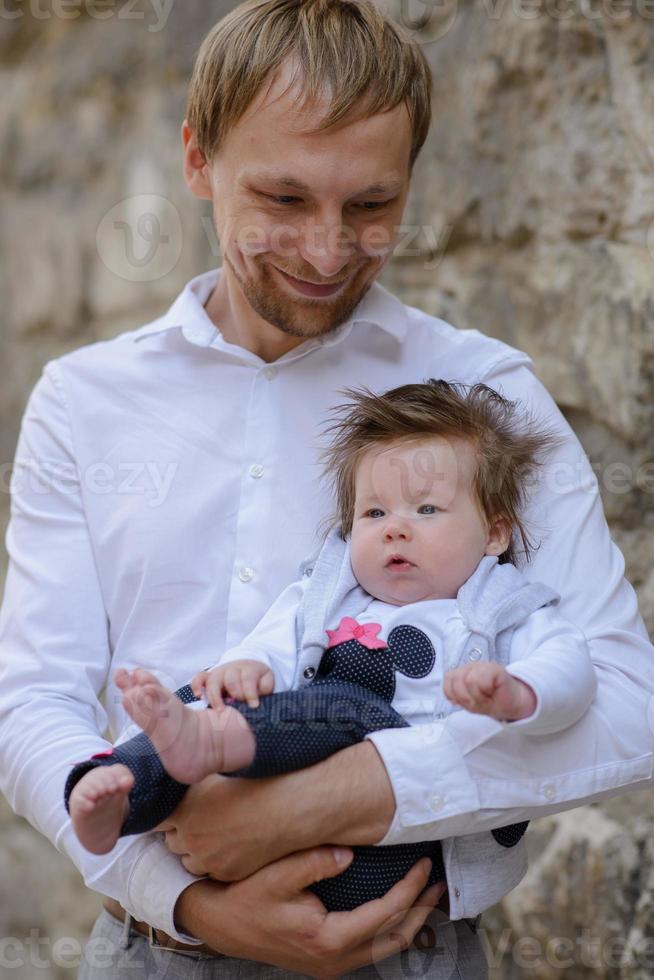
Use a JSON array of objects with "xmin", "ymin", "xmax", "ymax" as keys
[
  {"xmin": 446, "ymin": 605, "xmax": 597, "ymax": 735},
  {"xmin": 444, "ymin": 662, "xmax": 536, "ymax": 721},
  {"xmin": 208, "ymin": 574, "xmax": 310, "ymax": 695}
]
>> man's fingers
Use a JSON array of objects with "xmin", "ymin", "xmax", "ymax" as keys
[
  {"xmin": 368, "ymin": 883, "xmax": 445, "ymax": 964},
  {"xmin": 181, "ymin": 852, "xmax": 210, "ymax": 876},
  {"xmin": 264, "ymin": 846, "xmax": 354, "ymax": 899},
  {"xmin": 324, "ymin": 856, "xmax": 434, "ymax": 948},
  {"xmin": 152, "ymin": 816, "xmax": 175, "ymax": 832},
  {"xmin": 164, "ymin": 827, "xmax": 187, "ymax": 855}
]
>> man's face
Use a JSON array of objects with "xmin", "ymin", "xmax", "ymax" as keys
[{"xmin": 187, "ymin": 60, "xmax": 413, "ymax": 340}]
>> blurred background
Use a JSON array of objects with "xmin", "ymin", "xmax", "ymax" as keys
[{"xmin": 0, "ymin": 0, "xmax": 653, "ymax": 976}]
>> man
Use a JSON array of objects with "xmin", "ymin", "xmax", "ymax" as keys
[{"xmin": 0, "ymin": 0, "xmax": 652, "ymax": 977}]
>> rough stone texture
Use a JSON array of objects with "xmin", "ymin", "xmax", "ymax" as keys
[
  {"xmin": 0, "ymin": 795, "xmax": 101, "ymax": 979},
  {"xmin": 0, "ymin": 2, "xmax": 652, "ymax": 977}
]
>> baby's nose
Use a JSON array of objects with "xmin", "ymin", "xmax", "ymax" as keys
[{"xmin": 383, "ymin": 522, "xmax": 410, "ymax": 541}]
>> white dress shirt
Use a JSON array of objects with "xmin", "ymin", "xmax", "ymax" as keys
[{"xmin": 0, "ymin": 267, "xmax": 652, "ymax": 941}]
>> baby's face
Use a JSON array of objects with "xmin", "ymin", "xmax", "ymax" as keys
[{"xmin": 350, "ymin": 436, "xmax": 510, "ymax": 605}]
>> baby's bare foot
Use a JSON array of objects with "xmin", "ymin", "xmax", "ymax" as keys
[
  {"xmin": 118, "ymin": 668, "xmax": 255, "ymax": 782},
  {"xmin": 69, "ymin": 764, "xmax": 133, "ymax": 854}
]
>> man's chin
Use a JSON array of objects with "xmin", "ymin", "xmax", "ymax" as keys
[{"xmin": 246, "ymin": 280, "xmax": 370, "ymax": 339}]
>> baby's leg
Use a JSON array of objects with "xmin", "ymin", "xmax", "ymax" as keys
[
  {"xmin": 64, "ymin": 675, "xmax": 257, "ymax": 846},
  {"xmin": 116, "ymin": 668, "xmax": 255, "ymax": 782},
  {"xmin": 68, "ymin": 764, "xmax": 134, "ymax": 854},
  {"xmin": 227, "ymin": 678, "xmax": 409, "ymax": 778}
]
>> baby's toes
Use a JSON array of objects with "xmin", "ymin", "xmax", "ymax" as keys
[
  {"xmin": 73, "ymin": 790, "xmax": 96, "ymax": 812},
  {"xmin": 132, "ymin": 668, "xmax": 161, "ymax": 688},
  {"xmin": 112, "ymin": 766, "xmax": 134, "ymax": 791},
  {"xmin": 139, "ymin": 683, "xmax": 168, "ymax": 718},
  {"xmin": 114, "ymin": 667, "xmax": 132, "ymax": 691},
  {"xmin": 124, "ymin": 682, "xmax": 158, "ymax": 716}
]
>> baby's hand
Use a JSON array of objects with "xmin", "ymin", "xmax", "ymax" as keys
[
  {"xmin": 191, "ymin": 660, "xmax": 275, "ymax": 710},
  {"xmin": 443, "ymin": 662, "xmax": 537, "ymax": 722}
]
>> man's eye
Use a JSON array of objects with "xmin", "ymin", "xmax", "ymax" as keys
[{"xmin": 264, "ymin": 196, "xmax": 391, "ymax": 210}]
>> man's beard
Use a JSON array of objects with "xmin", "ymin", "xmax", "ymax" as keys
[{"xmin": 226, "ymin": 255, "xmax": 374, "ymax": 340}]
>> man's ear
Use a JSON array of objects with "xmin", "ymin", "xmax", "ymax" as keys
[
  {"xmin": 485, "ymin": 515, "xmax": 512, "ymax": 557},
  {"xmin": 181, "ymin": 120, "xmax": 213, "ymax": 200}
]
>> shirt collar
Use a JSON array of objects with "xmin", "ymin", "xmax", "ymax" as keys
[{"xmin": 134, "ymin": 267, "xmax": 408, "ymax": 349}]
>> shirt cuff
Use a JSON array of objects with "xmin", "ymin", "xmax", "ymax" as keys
[
  {"xmin": 365, "ymin": 715, "xmax": 500, "ymax": 844},
  {"xmin": 126, "ymin": 836, "xmax": 207, "ymax": 944},
  {"xmin": 500, "ymin": 663, "xmax": 548, "ymax": 732}
]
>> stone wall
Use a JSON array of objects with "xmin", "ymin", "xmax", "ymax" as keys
[{"xmin": 0, "ymin": 0, "xmax": 652, "ymax": 976}]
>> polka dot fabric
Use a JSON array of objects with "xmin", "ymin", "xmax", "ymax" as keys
[
  {"xmin": 491, "ymin": 822, "xmax": 529, "ymax": 847},
  {"xmin": 310, "ymin": 841, "xmax": 445, "ymax": 912},
  {"xmin": 229, "ymin": 679, "xmax": 409, "ymax": 778},
  {"xmin": 230, "ymin": 678, "xmax": 445, "ymax": 911}
]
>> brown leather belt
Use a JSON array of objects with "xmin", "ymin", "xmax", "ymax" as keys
[
  {"xmin": 102, "ymin": 896, "xmax": 223, "ymax": 958},
  {"xmin": 102, "ymin": 895, "xmax": 473, "ymax": 959}
]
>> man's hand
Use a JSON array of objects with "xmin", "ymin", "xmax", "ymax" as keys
[
  {"xmin": 174, "ymin": 848, "xmax": 444, "ymax": 978},
  {"xmin": 444, "ymin": 661, "xmax": 537, "ymax": 721},
  {"xmin": 158, "ymin": 742, "xmax": 395, "ymax": 880}
]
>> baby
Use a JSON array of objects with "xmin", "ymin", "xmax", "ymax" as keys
[{"xmin": 65, "ymin": 379, "xmax": 596, "ymax": 915}]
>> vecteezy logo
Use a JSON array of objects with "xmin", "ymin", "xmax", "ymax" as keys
[
  {"xmin": 397, "ymin": 0, "xmax": 459, "ymax": 46},
  {"xmin": 95, "ymin": 194, "xmax": 183, "ymax": 282},
  {"xmin": 372, "ymin": 905, "xmax": 456, "ymax": 980}
]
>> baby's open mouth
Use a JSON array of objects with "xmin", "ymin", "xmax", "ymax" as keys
[{"xmin": 385, "ymin": 554, "xmax": 415, "ymax": 568}]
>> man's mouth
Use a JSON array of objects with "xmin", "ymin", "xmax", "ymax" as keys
[{"xmin": 273, "ymin": 266, "xmax": 350, "ymax": 298}]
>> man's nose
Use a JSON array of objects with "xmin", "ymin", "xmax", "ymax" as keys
[{"xmin": 299, "ymin": 214, "xmax": 355, "ymax": 279}]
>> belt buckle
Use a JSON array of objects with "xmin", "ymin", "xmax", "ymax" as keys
[{"xmin": 148, "ymin": 925, "xmax": 202, "ymax": 959}]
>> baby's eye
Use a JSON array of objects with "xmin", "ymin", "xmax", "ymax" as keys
[
  {"xmin": 365, "ymin": 508, "xmax": 385, "ymax": 519},
  {"xmin": 418, "ymin": 504, "xmax": 439, "ymax": 514}
]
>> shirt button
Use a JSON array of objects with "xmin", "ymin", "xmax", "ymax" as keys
[
  {"xmin": 249, "ymin": 463, "xmax": 264, "ymax": 479},
  {"xmin": 467, "ymin": 648, "xmax": 482, "ymax": 661},
  {"xmin": 263, "ymin": 367, "xmax": 277, "ymax": 380},
  {"xmin": 303, "ymin": 666, "xmax": 316, "ymax": 680},
  {"xmin": 429, "ymin": 794, "xmax": 444, "ymax": 813},
  {"xmin": 238, "ymin": 566, "xmax": 254, "ymax": 583},
  {"xmin": 454, "ymin": 888, "xmax": 461, "ymax": 898},
  {"xmin": 304, "ymin": 566, "xmax": 314, "ymax": 578},
  {"xmin": 543, "ymin": 783, "xmax": 556, "ymax": 801},
  {"xmin": 435, "ymin": 712, "xmax": 445, "ymax": 720}
]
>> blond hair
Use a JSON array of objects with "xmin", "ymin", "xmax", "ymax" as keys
[
  {"xmin": 319, "ymin": 380, "xmax": 559, "ymax": 565},
  {"xmin": 186, "ymin": 0, "xmax": 432, "ymax": 169}
]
